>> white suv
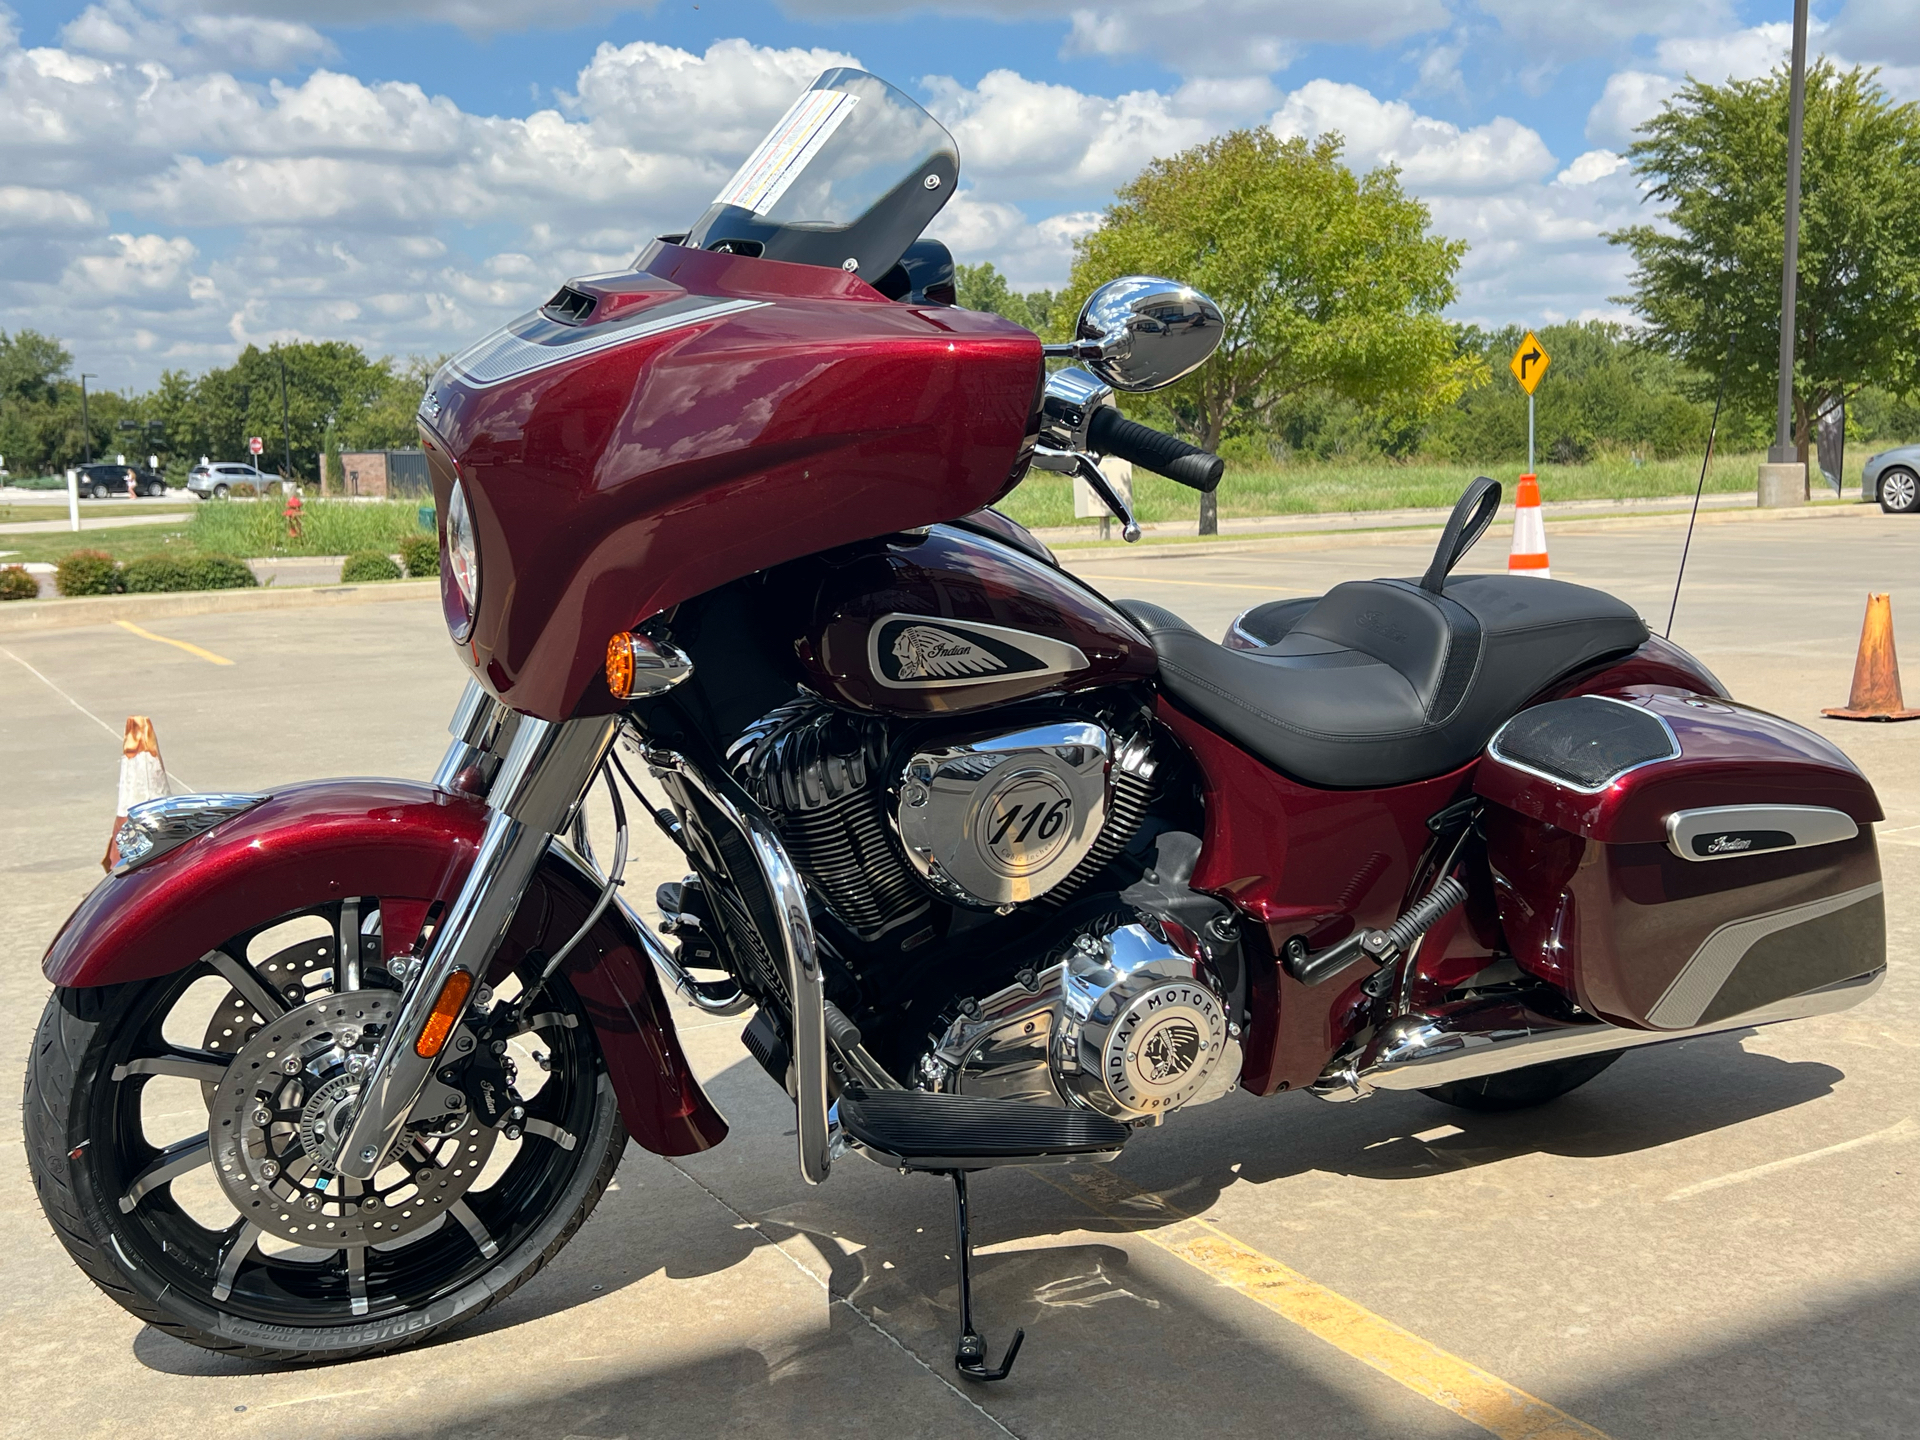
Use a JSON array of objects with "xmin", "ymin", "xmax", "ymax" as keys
[{"xmin": 186, "ymin": 462, "xmax": 273, "ymax": 499}]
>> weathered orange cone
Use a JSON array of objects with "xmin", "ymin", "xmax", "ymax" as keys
[
  {"xmin": 1823, "ymin": 593, "xmax": 1920, "ymax": 722},
  {"xmin": 1508, "ymin": 473, "xmax": 1550, "ymax": 577},
  {"xmin": 102, "ymin": 716, "xmax": 170, "ymax": 870}
]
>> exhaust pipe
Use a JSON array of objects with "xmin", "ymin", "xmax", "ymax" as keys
[{"xmin": 1312, "ymin": 968, "xmax": 1885, "ymax": 1101}]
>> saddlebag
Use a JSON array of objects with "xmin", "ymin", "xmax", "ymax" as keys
[{"xmin": 1474, "ymin": 691, "xmax": 1885, "ymax": 1031}]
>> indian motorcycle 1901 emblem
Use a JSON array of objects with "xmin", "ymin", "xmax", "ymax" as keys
[{"xmin": 868, "ymin": 614, "xmax": 1090, "ymax": 690}]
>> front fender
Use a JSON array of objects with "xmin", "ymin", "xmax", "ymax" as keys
[{"xmin": 42, "ymin": 778, "xmax": 727, "ymax": 1157}]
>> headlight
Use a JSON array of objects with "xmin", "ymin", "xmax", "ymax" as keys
[{"xmin": 445, "ymin": 478, "xmax": 479, "ymax": 641}]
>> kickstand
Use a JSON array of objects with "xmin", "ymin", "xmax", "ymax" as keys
[{"xmin": 947, "ymin": 1170, "xmax": 1024, "ymax": 1382}]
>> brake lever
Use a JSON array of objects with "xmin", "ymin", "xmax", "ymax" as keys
[{"xmin": 1031, "ymin": 445, "xmax": 1142, "ymax": 542}]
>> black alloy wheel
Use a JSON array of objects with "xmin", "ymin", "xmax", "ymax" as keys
[{"xmin": 25, "ymin": 898, "xmax": 623, "ymax": 1363}]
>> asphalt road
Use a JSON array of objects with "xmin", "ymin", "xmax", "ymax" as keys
[{"xmin": 2, "ymin": 507, "xmax": 1916, "ymax": 1440}]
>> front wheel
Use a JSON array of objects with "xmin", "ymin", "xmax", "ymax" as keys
[
  {"xmin": 1418, "ymin": 1051, "xmax": 1621, "ymax": 1112},
  {"xmin": 24, "ymin": 900, "xmax": 623, "ymax": 1363}
]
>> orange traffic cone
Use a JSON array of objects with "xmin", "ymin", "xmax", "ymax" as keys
[
  {"xmin": 102, "ymin": 716, "xmax": 170, "ymax": 871},
  {"xmin": 1823, "ymin": 593, "xmax": 1920, "ymax": 722},
  {"xmin": 1508, "ymin": 473, "xmax": 1550, "ymax": 577}
]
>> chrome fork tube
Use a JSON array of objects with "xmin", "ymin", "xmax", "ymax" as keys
[{"xmin": 336, "ymin": 710, "xmax": 619, "ymax": 1181}]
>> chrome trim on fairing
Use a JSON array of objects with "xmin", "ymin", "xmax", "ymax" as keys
[
  {"xmin": 112, "ymin": 793, "xmax": 269, "ymax": 875},
  {"xmin": 447, "ymin": 297, "xmax": 768, "ymax": 390},
  {"xmin": 335, "ymin": 714, "xmax": 619, "ymax": 1181},
  {"xmin": 1644, "ymin": 882, "xmax": 1884, "ymax": 1029},
  {"xmin": 1665, "ymin": 804, "xmax": 1860, "ymax": 862},
  {"xmin": 657, "ymin": 752, "xmax": 832, "ymax": 1185},
  {"xmin": 1312, "ymin": 968, "xmax": 1885, "ymax": 1101},
  {"xmin": 431, "ymin": 679, "xmax": 514, "ymax": 793},
  {"xmin": 1485, "ymin": 694, "xmax": 1682, "ymax": 795},
  {"xmin": 619, "ymin": 634, "xmax": 695, "ymax": 697}
]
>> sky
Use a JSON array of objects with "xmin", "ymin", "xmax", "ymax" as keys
[{"xmin": 2, "ymin": 0, "xmax": 1916, "ymax": 392}]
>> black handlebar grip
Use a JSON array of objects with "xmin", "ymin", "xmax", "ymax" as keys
[{"xmin": 1086, "ymin": 407, "xmax": 1224, "ymax": 492}]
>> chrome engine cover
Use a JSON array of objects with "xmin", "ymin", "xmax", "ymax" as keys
[
  {"xmin": 898, "ymin": 721, "xmax": 1110, "ymax": 908},
  {"xmin": 926, "ymin": 918, "xmax": 1239, "ymax": 1120}
]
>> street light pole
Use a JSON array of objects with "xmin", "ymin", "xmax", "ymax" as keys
[
  {"xmin": 1771, "ymin": 0, "xmax": 1810, "ymax": 475},
  {"xmin": 79, "ymin": 373, "xmax": 97, "ymax": 466},
  {"xmin": 277, "ymin": 353, "xmax": 294, "ymax": 482}
]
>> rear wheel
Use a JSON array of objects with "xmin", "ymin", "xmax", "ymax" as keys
[
  {"xmin": 24, "ymin": 898, "xmax": 622, "ymax": 1363},
  {"xmin": 1879, "ymin": 468, "xmax": 1918, "ymax": 515},
  {"xmin": 1419, "ymin": 1051, "xmax": 1621, "ymax": 1112}
]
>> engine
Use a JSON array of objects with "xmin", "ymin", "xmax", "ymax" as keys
[
  {"xmin": 729, "ymin": 697, "xmax": 1159, "ymax": 939},
  {"xmin": 726, "ymin": 694, "xmax": 1241, "ymax": 1123},
  {"xmin": 923, "ymin": 916, "xmax": 1240, "ymax": 1120}
]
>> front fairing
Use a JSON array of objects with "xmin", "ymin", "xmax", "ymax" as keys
[{"xmin": 420, "ymin": 243, "xmax": 1041, "ymax": 722}]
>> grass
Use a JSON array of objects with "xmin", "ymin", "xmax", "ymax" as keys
[
  {"xmin": 185, "ymin": 498, "xmax": 428, "ymax": 558},
  {"xmin": 995, "ymin": 449, "xmax": 1782, "ymax": 531},
  {"xmin": 0, "ymin": 499, "xmax": 428, "ymax": 569}
]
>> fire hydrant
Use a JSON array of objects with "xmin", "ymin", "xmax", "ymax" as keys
[{"xmin": 283, "ymin": 484, "xmax": 304, "ymax": 540}]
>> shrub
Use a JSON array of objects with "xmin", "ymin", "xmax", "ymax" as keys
[
  {"xmin": 341, "ymin": 550, "xmax": 402, "ymax": 583},
  {"xmin": 231, "ymin": 482, "xmax": 258, "ymax": 498},
  {"xmin": 122, "ymin": 555, "xmax": 192, "ymax": 592},
  {"xmin": 185, "ymin": 553, "xmax": 257, "ymax": 590},
  {"xmin": 56, "ymin": 549, "xmax": 122, "ymax": 596},
  {"xmin": 398, "ymin": 533, "xmax": 439, "ymax": 578},
  {"xmin": 0, "ymin": 565, "xmax": 39, "ymax": 601}
]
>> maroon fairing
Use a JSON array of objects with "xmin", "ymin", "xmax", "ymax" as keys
[
  {"xmin": 797, "ymin": 524, "xmax": 1157, "ymax": 715},
  {"xmin": 42, "ymin": 780, "xmax": 726, "ymax": 1157},
  {"xmin": 422, "ymin": 242, "xmax": 1042, "ymax": 722}
]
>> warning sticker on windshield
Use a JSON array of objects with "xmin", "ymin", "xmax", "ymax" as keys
[{"xmin": 713, "ymin": 88, "xmax": 860, "ymax": 216}]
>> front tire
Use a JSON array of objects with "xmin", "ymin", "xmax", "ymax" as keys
[
  {"xmin": 1879, "ymin": 468, "xmax": 1918, "ymax": 515},
  {"xmin": 25, "ymin": 907, "xmax": 623, "ymax": 1363},
  {"xmin": 1418, "ymin": 1051, "xmax": 1621, "ymax": 1112}
]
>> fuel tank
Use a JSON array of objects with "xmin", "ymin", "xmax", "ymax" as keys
[
  {"xmin": 418, "ymin": 241, "xmax": 1042, "ymax": 722},
  {"xmin": 794, "ymin": 523, "xmax": 1157, "ymax": 715}
]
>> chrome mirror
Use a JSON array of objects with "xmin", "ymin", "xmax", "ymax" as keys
[{"xmin": 1044, "ymin": 277, "xmax": 1223, "ymax": 392}]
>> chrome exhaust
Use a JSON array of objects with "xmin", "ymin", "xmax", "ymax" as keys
[{"xmin": 1312, "ymin": 968, "xmax": 1885, "ymax": 1101}]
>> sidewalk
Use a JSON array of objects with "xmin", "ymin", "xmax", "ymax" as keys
[{"xmin": 0, "ymin": 512, "xmax": 190, "ymax": 535}]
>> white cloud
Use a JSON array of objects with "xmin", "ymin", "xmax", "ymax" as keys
[
  {"xmin": 1556, "ymin": 149, "xmax": 1626, "ymax": 186},
  {"xmin": 1586, "ymin": 22, "xmax": 1800, "ymax": 145},
  {"xmin": 65, "ymin": 232, "xmax": 200, "ymax": 297},
  {"xmin": 1272, "ymin": 79, "xmax": 1555, "ymax": 191},
  {"xmin": 62, "ymin": 1, "xmax": 333, "ymax": 72},
  {"xmin": 0, "ymin": 184, "xmax": 102, "ymax": 232},
  {"xmin": 1475, "ymin": 0, "xmax": 1734, "ymax": 62}
]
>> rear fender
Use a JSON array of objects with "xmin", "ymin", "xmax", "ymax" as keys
[{"xmin": 41, "ymin": 778, "xmax": 727, "ymax": 1157}]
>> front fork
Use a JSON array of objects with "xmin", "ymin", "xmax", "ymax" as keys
[{"xmin": 333, "ymin": 685, "xmax": 618, "ymax": 1181}]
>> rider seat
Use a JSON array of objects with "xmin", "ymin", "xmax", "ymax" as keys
[{"xmin": 1120, "ymin": 479, "xmax": 1650, "ymax": 789}]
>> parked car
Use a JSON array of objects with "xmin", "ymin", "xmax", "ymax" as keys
[
  {"xmin": 1862, "ymin": 446, "xmax": 1919, "ymax": 514},
  {"xmin": 186, "ymin": 461, "xmax": 272, "ymax": 499},
  {"xmin": 78, "ymin": 463, "xmax": 167, "ymax": 498}
]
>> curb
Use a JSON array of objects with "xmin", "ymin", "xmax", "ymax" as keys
[
  {"xmin": 0, "ymin": 579, "xmax": 439, "ymax": 634},
  {"xmin": 1049, "ymin": 499, "xmax": 1878, "ymax": 564}
]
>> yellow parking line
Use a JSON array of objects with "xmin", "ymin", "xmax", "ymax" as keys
[
  {"xmin": 114, "ymin": 619, "xmax": 234, "ymax": 666},
  {"xmin": 1031, "ymin": 1166, "xmax": 1610, "ymax": 1440},
  {"xmin": 1073, "ymin": 573, "xmax": 1316, "ymax": 595}
]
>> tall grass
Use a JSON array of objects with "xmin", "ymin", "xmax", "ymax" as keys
[
  {"xmin": 186, "ymin": 499, "xmax": 427, "ymax": 557},
  {"xmin": 996, "ymin": 449, "xmax": 1775, "ymax": 531}
]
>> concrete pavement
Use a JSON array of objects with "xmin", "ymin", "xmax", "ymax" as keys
[{"xmin": 2, "ymin": 511, "xmax": 1915, "ymax": 1440}]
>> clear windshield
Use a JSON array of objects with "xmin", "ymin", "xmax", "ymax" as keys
[{"xmin": 681, "ymin": 69, "xmax": 958, "ymax": 284}]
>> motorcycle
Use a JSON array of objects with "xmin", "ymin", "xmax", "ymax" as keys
[{"xmin": 27, "ymin": 68, "xmax": 1886, "ymax": 1379}]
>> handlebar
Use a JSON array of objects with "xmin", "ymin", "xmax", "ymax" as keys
[{"xmin": 1086, "ymin": 407, "xmax": 1224, "ymax": 493}]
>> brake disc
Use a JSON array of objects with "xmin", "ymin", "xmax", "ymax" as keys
[{"xmin": 208, "ymin": 992, "xmax": 500, "ymax": 1248}]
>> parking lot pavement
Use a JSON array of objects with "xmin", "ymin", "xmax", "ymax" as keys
[{"xmin": 3, "ymin": 512, "xmax": 1916, "ymax": 1440}]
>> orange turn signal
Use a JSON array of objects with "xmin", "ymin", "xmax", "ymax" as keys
[
  {"xmin": 606, "ymin": 632, "xmax": 636, "ymax": 700},
  {"xmin": 414, "ymin": 969, "xmax": 474, "ymax": 1058}
]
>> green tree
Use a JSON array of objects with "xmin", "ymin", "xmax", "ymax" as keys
[
  {"xmin": 1609, "ymin": 61, "xmax": 1920, "ymax": 466},
  {"xmin": 192, "ymin": 341, "xmax": 397, "ymax": 481},
  {"xmin": 1060, "ymin": 130, "xmax": 1480, "ymax": 460},
  {"xmin": 954, "ymin": 262, "xmax": 1056, "ymax": 334}
]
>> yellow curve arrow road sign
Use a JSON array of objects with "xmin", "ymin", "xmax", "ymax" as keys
[{"xmin": 1510, "ymin": 332, "xmax": 1550, "ymax": 394}]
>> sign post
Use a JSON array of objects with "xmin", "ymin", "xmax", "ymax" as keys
[{"xmin": 1508, "ymin": 332, "xmax": 1551, "ymax": 473}]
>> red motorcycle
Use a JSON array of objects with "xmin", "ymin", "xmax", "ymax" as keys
[{"xmin": 28, "ymin": 69, "xmax": 1885, "ymax": 1379}]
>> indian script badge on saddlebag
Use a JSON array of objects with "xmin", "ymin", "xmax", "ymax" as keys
[{"xmin": 868, "ymin": 614, "xmax": 1089, "ymax": 689}]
